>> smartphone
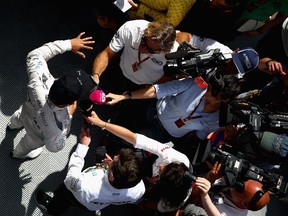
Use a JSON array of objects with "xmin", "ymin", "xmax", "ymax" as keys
[{"xmin": 95, "ymin": 146, "xmax": 106, "ymax": 163}]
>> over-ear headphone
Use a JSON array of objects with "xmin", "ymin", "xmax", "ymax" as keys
[
  {"xmin": 206, "ymin": 69, "xmax": 224, "ymax": 97},
  {"xmin": 231, "ymin": 179, "xmax": 270, "ymax": 211},
  {"xmin": 249, "ymin": 190, "xmax": 266, "ymax": 207}
]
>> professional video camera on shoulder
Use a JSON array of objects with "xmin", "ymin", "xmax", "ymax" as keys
[
  {"xmin": 164, "ymin": 45, "xmax": 227, "ymax": 78},
  {"xmin": 220, "ymin": 100, "xmax": 288, "ymax": 134},
  {"xmin": 164, "ymin": 43, "xmax": 260, "ymax": 81},
  {"xmin": 207, "ymin": 146, "xmax": 288, "ymax": 201},
  {"xmin": 219, "ymin": 100, "xmax": 288, "ymax": 163}
]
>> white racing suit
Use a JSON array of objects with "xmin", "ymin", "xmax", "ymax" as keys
[{"xmin": 10, "ymin": 40, "xmax": 73, "ymax": 158}]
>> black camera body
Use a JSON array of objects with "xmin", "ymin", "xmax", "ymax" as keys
[
  {"xmin": 217, "ymin": 100, "xmax": 288, "ymax": 168},
  {"xmin": 219, "ymin": 101, "xmax": 288, "ymax": 133},
  {"xmin": 207, "ymin": 147, "xmax": 288, "ymax": 199},
  {"xmin": 163, "ymin": 48, "xmax": 227, "ymax": 78}
]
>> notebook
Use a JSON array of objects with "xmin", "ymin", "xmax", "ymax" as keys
[
  {"xmin": 237, "ymin": 19, "xmax": 265, "ymax": 32},
  {"xmin": 113, "ymin": 0, "xmax": 132, "ymax": 13}
]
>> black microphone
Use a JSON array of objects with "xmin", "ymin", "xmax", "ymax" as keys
[
  {"xmin": 184, "ymin": 171, "xmax": 197, "ymax": 182},
  {"xmin": 79, "ymin": 99, "xmax": 94, "ymax": 117}
]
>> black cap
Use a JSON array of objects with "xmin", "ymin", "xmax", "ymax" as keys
[{"xmin": 49, "ymin": 69, "xmax": 97, "ymax": 106}]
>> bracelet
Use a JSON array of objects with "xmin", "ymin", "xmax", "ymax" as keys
[
  {"xmin": 265, "ymin": 59, "xmax": 274, "ymax": 66},
  {"xmin": 101, "ymin": 122, "xmax": 107, "ymax": 130},
  {"xmin": 101, "ymin": 119, "xmax": 110, "ymax": 130},
  {"xmin": 123, "ymin": 91, "xmax": 132, "ymax": 99}
]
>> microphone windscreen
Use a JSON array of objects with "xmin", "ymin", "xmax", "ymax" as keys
[
  {"xmin": 89, "ymin": 89, "xmax": 106, "ymax": 105},
  {"xmin": 165, "ymin": 50, "xmax": 189, "ymax": 60}
]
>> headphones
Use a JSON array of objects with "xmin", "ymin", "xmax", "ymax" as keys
[
  {"xmin": 206, "ymin": 69, "xmax": 224, "ymax": 97},
  {"xmin": 233, "ymin": 180, "xmax": 270, "ymax": 211}
]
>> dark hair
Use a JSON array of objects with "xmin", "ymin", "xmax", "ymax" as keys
[
  {"xmin": 207, "ymin": 71, "xmax": 242, "ymax": 101},
  {"xmin": 225, "ymin": 0, "xmax": 241, "ymax": 6},
  {"xmin": 49, "ymin": 78, "xmax": 79, "ymax": 106},
  {"xmin": 48, "ymin": 69, "xmax": 95, "ymax": 106},
  {"xmin": 156, "ymin": 162, "xmax": 191, "ymax": 208},
  {"xmin": 92, "ymin": 0, "xmax": 118, "ymax": 17},
  {"xmin": 91, "ymin": 1, "xmax": 127, "ymax": 29},
  {"xmin": 110, "ymin": 148, "xmax": 142, "ymax": 189},
  {"xmin": 143, "ymin": 21, "xmax": 176, "ymax": 53}
]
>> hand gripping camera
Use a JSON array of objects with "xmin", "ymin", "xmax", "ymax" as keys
[{"xmin": 207, "ymin": 147, "xmax": 288, "ymax": 201}]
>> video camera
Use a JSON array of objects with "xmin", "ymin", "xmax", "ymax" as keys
[
  {"xmin": 163, "ymin": 46, "xmax": 228, "ymax": 78},
  {"xmin": 219, "ymin": 101, "xmax": 288, "ymax": 133},
  {"xmin": 216, "ymin": 100, "xmax": 288, "ymax": 167},
  {"xmin": 207, "ymin": 146, "xmax": 288, "ymax": 200}
]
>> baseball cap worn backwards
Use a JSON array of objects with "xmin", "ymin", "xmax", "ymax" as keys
[
  {"xmin": 232, "ymin": 47, "xmax": 259, "ymax": 75},
  {"xmin": 49, "ymin": 69, "xmax": 97, "ymax": 106},
  {"xmin": 282, "ymin": 17, "xmax": 288, "ymax": 58}
]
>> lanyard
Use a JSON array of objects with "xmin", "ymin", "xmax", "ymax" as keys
[
  {"xmin": 132, "ymin": 52, "xmax": 150, "ymax": 72},
  {"xmin": 182, "ymin": 97, "xmax": 204, "ymax": 123},
  {"xmin": 137, "ymin": 51, "xmax": 150, "ymax": 65}
]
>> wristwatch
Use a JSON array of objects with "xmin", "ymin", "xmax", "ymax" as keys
[
  {"xmin": 265, "ymin": 59, "xmax": 274, "ymax": 66},
  {"xmin": 123, "ymin": 91, "xmax": 132, "ymax": 99}
]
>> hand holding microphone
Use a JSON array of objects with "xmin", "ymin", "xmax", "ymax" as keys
[
  {"xmin": 79, "ymin": 89, "xmax": 107, "ymax": 117},
  {"xmin": 89, "ymin": 89, "xmax": 107, "ymax": 105},
  {"xmin": 79, "ymin": 87, "xmax": 110, "ymax": 128},
  {"xmin": 79, "ymin": 99, "xmax": 94, "ymax": 128},
  {"xmin": 79, "ymin": 99, "xmax": 94, "ymax": 117},
  {"xmin": 89, "ymin": 88, "xmax": 127, "ymax": 106}
]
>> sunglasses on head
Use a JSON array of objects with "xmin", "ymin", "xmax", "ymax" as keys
[{"xmin": 141, "ymin": 37, "xmax": 160, "ymax": 54}]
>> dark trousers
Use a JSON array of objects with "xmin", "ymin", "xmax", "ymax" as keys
[{"xmin": 47, "ymin": 183, "xmax": 87, "ymax": 215}]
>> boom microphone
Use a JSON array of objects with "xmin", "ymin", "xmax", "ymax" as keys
[{"xmin": 79, "ymin": 99, "xmax": 94, "ymax": 116}]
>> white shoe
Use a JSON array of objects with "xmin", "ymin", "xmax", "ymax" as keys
[
  {"xmin": 11, "ymin": 147, "xmax": 43, "ymax": 160},
  {"xmin": 95, "ymin": 210, "xmax": 101, "ymax": 216}
]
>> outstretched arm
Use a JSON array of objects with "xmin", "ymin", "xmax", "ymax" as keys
[
  {"xmin": 105, "ymin": 84, "xmax": 157, "ymax": 105},
  {"xmin": 70, "ymin": 32, "xmax": 95, "ymax": 58},
  {"xmin": 92, "ymin": 46, "xmax": 118, "ymax": 83},
  {"xmin": 27, "ymin": 32, "xmax": 94, "ymax": 63},
  {"xmin": 85, "ymin": 111, "xmax": 137, "ymax": 145},
  {"xmin": 64, "ymin": 126, "xmax": 91, "ymax": 186}
]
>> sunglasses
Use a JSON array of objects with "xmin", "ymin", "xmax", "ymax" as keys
[{"xmin": 141, "ymin": 37, "xmax": 161, "ymax": 54}]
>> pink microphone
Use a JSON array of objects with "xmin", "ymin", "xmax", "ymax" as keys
[{"xmin": 89, "ymin": 89, "xmax": 106, "ymax": 105}]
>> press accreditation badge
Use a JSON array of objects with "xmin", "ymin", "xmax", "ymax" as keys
[{"xmin": 175, "ymin": 118, "xmax": 186, "ymax": 128}]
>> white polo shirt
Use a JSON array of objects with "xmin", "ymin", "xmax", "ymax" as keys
[
  {"xmin": 64, "ymin": 144, "xmax": 146, "ymax": 211},
  {"xmin": 189, "ymin": 34, "xmax": 233, "ymax": 59},
  {"xmin": 109, "ymin": 19, "xmax": 179, "ymax": 84}
]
